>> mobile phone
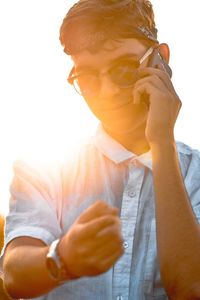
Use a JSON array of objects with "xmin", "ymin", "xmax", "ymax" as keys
[
  {"xmin": 148, "ymin": 48, "xmax": 172, "ymax": 78},
  {"xmin": 139, "ymin": 48, "xmax": 172, "ymax": 109}
]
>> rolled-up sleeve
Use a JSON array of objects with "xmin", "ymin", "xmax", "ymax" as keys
[
  {"xmin": 2, "ymin": 160, "xmax": 63, "ymax": 255},
  {"xmin": 182, "ymin": 148, "xmax": 200, "ymax": 219}
]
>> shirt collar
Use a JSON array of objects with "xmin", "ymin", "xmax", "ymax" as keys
[{"xmin": 93, "ymin": 124, "xmax": 152, "ymax": 170}]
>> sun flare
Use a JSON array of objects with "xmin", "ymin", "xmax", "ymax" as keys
[{"xmin": 1, "ymin": 0, "xmax": 200, "ymax": 215}]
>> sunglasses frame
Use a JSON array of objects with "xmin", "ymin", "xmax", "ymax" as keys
[{"xmin": 67, "ymin": 46, "xmax": 155, "ymax": 95}]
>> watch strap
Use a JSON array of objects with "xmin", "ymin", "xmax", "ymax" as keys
[{"xmin": 47, "ymin": 239, "xmax": 72, "ymax": 283}]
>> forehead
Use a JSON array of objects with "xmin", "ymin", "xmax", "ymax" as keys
[{"xmin": 71, "ymin": 38, "xmax": 147, "ymax": 70}]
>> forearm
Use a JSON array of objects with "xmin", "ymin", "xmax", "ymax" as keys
[
  {"xmin": 3, "ymin": 202, "xmax": 123, "ymax": 299},
  {"xmin": 3, "ymin": 243, "xmax": 57, "ymax": 299},
  {"xmin": 151, "ymin": 140, "xmax": 200, "ymax": 299}
]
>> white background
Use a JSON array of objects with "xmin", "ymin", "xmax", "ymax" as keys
[{"xmin": 0, "ymin": 0, "xmax": 200, "ymax": 215}]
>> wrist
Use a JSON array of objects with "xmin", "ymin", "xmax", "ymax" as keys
[
  {"xmin": 46, "ymin": 239, "xmax": 78, "ymax": 284},
  {"xmin": 149, "ymin": 137, "xmax": 176, "ymax": 151},
  {"xmin": 150, "ymin": 139, "xmax": 178, "ymax": 166},
  {"xmin": 147, "ymin": 129, "xmax": 175, "ymax": 147},
  {"xmin": 57, "ymin": 238, "xmax": 79, "ymax": 280}
]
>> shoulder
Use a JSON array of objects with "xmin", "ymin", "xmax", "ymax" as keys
[
  {"xmin": 176, "ymin": 141, "xmax": 200, "ymax": 164},
  {"xmin": 11, "ymin": 136, "xmax": 97, "ymax": 194},
  {"xmin": 11, "ymin": 158, "xmax": 63, "ymax": 203},
  {"xmin": 176, "ymin": 141, "xmax": 200, "ymax": 182},
  {"xmin": 176, "ymin": 141, "xmax": 200, "ymax": 155}
]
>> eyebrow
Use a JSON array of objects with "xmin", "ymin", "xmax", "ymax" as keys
[{"xmin": 75, "ymin": 53, "xmax": 140, "ymax": 73}]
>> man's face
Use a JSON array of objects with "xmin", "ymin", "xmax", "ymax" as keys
[{"xmin": 72, "ymin": 38, "xmax": 150, "ymax": 135}]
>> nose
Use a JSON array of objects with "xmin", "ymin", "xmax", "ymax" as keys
[{"xmin": 98, "ymin": 74, "xmax": 120, "ymax": 98}]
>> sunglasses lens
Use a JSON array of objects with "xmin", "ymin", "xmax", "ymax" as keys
[
  {"xmin": 72, "ymin": 60, "xmax": 139, "ymax": 96},
  {"xmin": 109, "ymin": 61, "xmax": 139, "ymax": 88}
]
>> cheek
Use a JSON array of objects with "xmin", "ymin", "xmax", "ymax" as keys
[
  {"xmin": 83, "ymin": 97, "xmax": 103, "ymax": 121},
  {"xmin": 83, "ymin": 97, "xmax": 98, "ymax": 113}
]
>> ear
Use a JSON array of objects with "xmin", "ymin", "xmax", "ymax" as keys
[{"xmin": 158, "ymin": 43, "xmax": 170, "ymax": 63}]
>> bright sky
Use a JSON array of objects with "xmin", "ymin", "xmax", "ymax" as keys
[{"xmin": 0, "ymin": 0, "xmax": 200, "ymax": 215}]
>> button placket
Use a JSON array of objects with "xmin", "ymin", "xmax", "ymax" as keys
[
  {"xmin": 128, "ymin": 190, "xmax": 136, "ymax": 198},
  {"xmin": 123, "ymin": 241, "xmax": 129, "ymax": 249},
  {"xmin": 113, "ymin": 167, "xmax": 145, "ymax": 300},
  {"xmin": 116, "ymin": 296, "xmax": 124, "ymax": 300}
]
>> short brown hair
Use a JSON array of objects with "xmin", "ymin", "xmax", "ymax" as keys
[{"xmin": 59, "ymin": 0, "xmax": 158, "ymax": 55}]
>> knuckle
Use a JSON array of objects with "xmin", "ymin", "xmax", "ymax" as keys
[
  {"xmin": 92, "ymin": 200, "xmax": 105, "ymax": 210},
  {"xmin": 109, "ymin": 215, "xmax": 119, "ymax": 225},
  {"xmin": 113, "ymin": 214, "xmax": 121, "ymax": 223},
  {"xmin": 102, "ymin": 215, "xmax": 115, "ymax": 225},
  {"xmin": 94, "ymin": 201, "xmax": 114, "ymax": 212},
  {"xmin": 106, "ymin": 215, "xmax": 119, "ymax": 225},
  {"xmin": 95, "ymin": 200, "xmax": 106, "ymax": 207},
  {"xmin": 67, "ymin": 225, "xmax": 79, "ymax": 241}
]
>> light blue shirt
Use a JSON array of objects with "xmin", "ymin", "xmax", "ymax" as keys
[{"xmin": 3, "ymin": 126, "xmax": 200, "ymax": 300}]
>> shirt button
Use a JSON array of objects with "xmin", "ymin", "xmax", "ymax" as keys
[
  {"xmin": 128, "ymin": 190, "xmax": 136, "ymax": 198},
  {"xmin": 117, "ymin": 296, "xmax": 123, "ymax": 300},
  {"xmin": 123, "ymin": 241, "xmax": 129, "ymax": 249}
]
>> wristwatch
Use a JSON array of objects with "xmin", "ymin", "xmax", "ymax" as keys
[{"xmin": 46, "ymin": 239, "xmax": 70, "ymax": 283}]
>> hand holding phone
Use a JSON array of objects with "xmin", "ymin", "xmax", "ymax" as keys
[
  {"xmin": 133, "ymin": 44, "xmax": 181, "ymax": 144},
  {"xmin": 139, "ymin": 46, "xmax": 172, "ymax": 109}
]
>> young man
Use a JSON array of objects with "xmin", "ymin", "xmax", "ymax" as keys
[{"xmin": 2, "ymin": 0, "xmax": 200, "ymax": 299}]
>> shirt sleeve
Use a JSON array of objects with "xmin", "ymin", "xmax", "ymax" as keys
[
  {"xmin": 2, "ymin": 160, "xmax": 63, "ymax": 255},
  {"xmin": 182, "ymin": 148, "xmax": 200, "ymax": 220}
]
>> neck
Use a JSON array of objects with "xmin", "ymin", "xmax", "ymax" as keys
[{"xmin": 103, "ymin": 126, "xmax": 150, "ymax": 156}]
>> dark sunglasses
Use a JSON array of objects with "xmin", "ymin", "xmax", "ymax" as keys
[{"xmin": 67, "ymin": 47, "xmax": 154, "ymax": 97}]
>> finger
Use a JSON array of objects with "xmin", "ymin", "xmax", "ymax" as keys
[
  {"xmin": 138, "ymin": 67, "xmax": 177, "ymax": 95},
  {"xmin": 133, "ymin": 75, "xmax": 168, "ymax": 106},
  {"xmin": 139, "ymin": 67, "xmax": 170, "ymax": 82},
  {"xmin": 133, "ymin": 81, "xmax": 161, "ymax": 105},
  {"xmin": 97, "ymin": 230, "xmax": 123, "ymax": 255},
  {"xmin": 97, "ymin": 245, "xmax": 124, "ymax": 272},
  {"xmin": 133, "ymin": 75, "xmax": 181, "ymax": 117},
  {"xmin": 134, "ymin": 74, "xmax": 168, "ymax": 93},
  {"xmin": 85, "ymin": 240, "xmax": 124, "ymax": 275},
  {"xmin": 96, "ymin": 220, "xmax": 122, "ymax": 239},
  {"xmin": 78, "ymin": 215, "xmax": 121, "ymax": 239},
  {"xmin": 93, "ymin": 223, "xmax": 123, "ymax": 250},
  {"xmin": 133, "ymin": 77, "xmax": 180, "ymax": 112},
  {"xmin": 77, "ymin": 201, "xmax": 119, "ymax": 224},
  {"xmin": 85, "ymin": 246, "xmax": 124, "ymax": 276},
  {"xmin": 95, "ymin": 238, "xmax": 124, "ymax": 260}
]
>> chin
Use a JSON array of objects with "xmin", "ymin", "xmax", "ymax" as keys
[
  {"xmin": 103, "ymin": 116, "xmax": 147, "ymax": 136},
  {"xmin": 93, "ymin": 100, "xmax": 148, "ymax": 135}
]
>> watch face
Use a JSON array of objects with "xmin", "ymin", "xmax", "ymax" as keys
[{"xmin": 46, "ymin": 257, "xmax": 60, "ymax": 280}]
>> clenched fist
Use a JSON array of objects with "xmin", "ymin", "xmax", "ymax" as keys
[{"xmin": 58, "ymin": 201, "xmax": 124, "ymax": 278}]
